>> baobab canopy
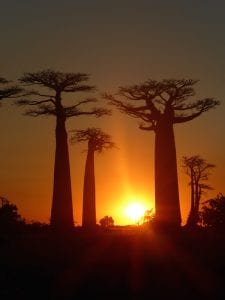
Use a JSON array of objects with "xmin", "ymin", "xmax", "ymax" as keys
[{"xmin": 105, "ymin": 79, "xmax": 219, "ymax": 131}]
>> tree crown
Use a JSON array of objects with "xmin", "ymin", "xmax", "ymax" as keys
[
  {"xmin": 70, "ymin": 127, "xmax": 116, "ymax": 153},
  {"xmin": 104, "ymin": 79, "xmax": 219, "ymax": 131},
  {"xmin": 16, "ymin": 69, "xmax": 111, "ymax": 118},
  {"xmin": 182, "ymin": 155, "xmax": 215, "ymax": 183},
  {"xmin": 0, "ymin": 196, "xmax": 24, "ymax": 226}
]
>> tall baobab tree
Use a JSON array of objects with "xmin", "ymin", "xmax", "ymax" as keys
[
  {"xmin": 182, "ymin": 155, "xmax": 215, "ymax": 227},
  {"xmin": 16, "ymin": 70, "xmax": 110, "ymax": 229},
  {"xmin": 104, "ymin": 79, "xmax": 219, "ymax": 226},
  {"xmin": 0, "ymin": 77, "xmax": 21, "ymax": 103},
  {"xmin": 71, "ymin": 128, "xmax": 115, "ymax": 228}
]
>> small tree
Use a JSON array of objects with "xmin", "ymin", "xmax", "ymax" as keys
[
  {"xmin": 99, "ymin": 216, "xmax": 114, "ymax": 228},
  {"xmin": 0, "ymin": 196, "xmax": 24, "ymax": 232},
  {"xmin": 71, "ymin": 128, "xmax": 115, "ymax": 228},
  {"xmin": 16, "ymin": 70, "xmax": 110, "ymax": 230},
  {"xmin": 200, "ymin": 194, "xmax": 225, "ymax": 230},
  {"xmin": 182, "ymin": 155, "xmax": 215, "ymax": 227},
  {"xmin": 105, "ymin": 79, "xmax": 219, "ymax": 226}
]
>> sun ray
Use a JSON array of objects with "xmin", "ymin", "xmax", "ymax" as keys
[{"xmin": 125, "ymin": 202, "xmax": 146, "ymax": 224}]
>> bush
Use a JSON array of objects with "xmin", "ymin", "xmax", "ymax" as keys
[
  {"xmin": 0, "ymin": 196, "xmax": 24, "ymax": 233},
  {"xmin": 99, "ymin": 216, "xmax": 114, "ymax": 228},
  {"xmin": 200, "ymin": 193, "xmax": 225, "ymax": 230}
]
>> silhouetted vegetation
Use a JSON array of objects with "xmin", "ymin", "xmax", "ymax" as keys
[
  {"xmin": 182, "ymin": 155, "xmax": 215, "ymax": 227},
  {"xmin": 16, "ymin": 70, "xmax": 110, "ymax": 230},
  {"xmin": 0, "ymin": 196, "xmax": 24, "ymax": 234},
  {"xmin": 99, "ymin": 215, "xmax": 114, "ymax": 227},
  {"xmin": 105, "ymin": 79, "xmax": 219, "ymax": 227},
  {"xmin": 142, "ymin": 209, "xmax": 154, "ymax": 224},
  {"xmin": 200, "ymin": 194, "xmax": 225, "ymax": 230},
  {"xmin": 71, "ymin": 128, "xmax": 115, "ymax": 228}
]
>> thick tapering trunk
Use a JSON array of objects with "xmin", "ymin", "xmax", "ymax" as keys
[
  {"xmin": 50, "ymin": 115, "xmax": 74, "ymax": 229},
  {"xmin": 154, "ymin": 120, "xmax": 181, "ymax": 227},
  {"xmin": 82, "ymin": 146, "xmax": 96, "ymax": 228}
]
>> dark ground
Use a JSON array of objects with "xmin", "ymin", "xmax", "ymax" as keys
[{"xmin": 1, "ymin": 226, "xmax": 225, "ymax": 300}]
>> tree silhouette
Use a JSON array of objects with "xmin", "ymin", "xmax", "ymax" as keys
[
  {"xmin": 200, "ymin": 194, "xmax": 225, "ymax": 230},
  {"xmin": 16, "ymin": 70, "xmax": 110, "ymax": 229},
  {"xmin": 71, "ymin": 128, "xmax": 115, "ymax": 228},
  {"xmin": 142, "ymin": 209, "xmax": 154, "ymax": 224},
  {"xmin": 104, "ymin": 79, "xmax": 219, "ymax": 226},
  {"xmin": 0, "ymin": 77, "xmax": 21, "ymax": 103},
  {"xmin": 0, "ymin": 196, "xmax": 24, "ymax": 233},
  {"xmin": 99, "ymin": 215, "xmax": 114, "ymax": 228},
  {"xmin": 182, "ymin": 155, "xmax": 215, "ymax": 227}
]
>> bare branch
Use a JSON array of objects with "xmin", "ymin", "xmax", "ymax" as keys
[
  {"xmin": 0, "ymin": 77, "xmax": 23, "ymax": 101},
  {"xmin": 182, "ymin": 155, "xmax": 215, "ymax": 184},
  {"xmin": 103, "ymin": 93, "xmax": 156, "ymax": 121},
  {"xmin": 16, "ymin": 98, "xmax": 55, "ymax": 106},
  {"xmin": 174, "ymin": 98, "xmax": 219, "ymax": 123},
  {"xmin": 19, "ymin": 69, "xmax": 96, "ymax": 93},
  {"xmin": 173, "ymin": 112, "xmax": 202, "ymax": 123},
  {"xmin": 24, "ymin": 90, "xmax": 55, "ymax": 98},
  {"xmin": 139, "ymin": 123, "xmax": 156, "ymax": 131},
  {"xmin": 67, "ymin": 107, "xmax": 111, "ymax": 118},
  {"xmin": 72, "ymin": 97, "xmax": 97, "ymax": 108},
  {"xmin": 23, "ymin": 104, "xmax": 56, "ymax": 117},
  {"xmin": 63, "ymin": 85, "xmax": 96, "ymax": 93}
]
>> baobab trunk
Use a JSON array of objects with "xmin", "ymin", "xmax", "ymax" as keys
[
  {"xmin": 50, "ymin": 116, "xmax": 74, "ymax": 229},
  {"xmin": 82, "ymin": 143, "xmax": 96, "ymax": 228},
  {"xmin": 154, "ymin": 120, "xmax": 181, "ymax": 226}
]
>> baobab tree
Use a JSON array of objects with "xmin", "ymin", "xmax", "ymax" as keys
[
  {"xmin": 182, "ymin": 155, "xmax": 215, "ymax": 227},
  {"xmin": 16, "ymin": 70, "xmax": 110, "ymax": 229},
  {"xmin": 71, "ymin": 128, "xmax": 115, "ymax": 228},
  {"xmin": 0, "ymin": 77, "xmax": 21, "ymax": 103},
  {"xmin": 104, "ymin": 79, "xmax": 219, "ymax": 226}
]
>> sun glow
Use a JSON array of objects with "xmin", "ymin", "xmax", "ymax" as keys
[{"xmin": 125, "ymin": 202, "xmax": 146, "ymax": 224}]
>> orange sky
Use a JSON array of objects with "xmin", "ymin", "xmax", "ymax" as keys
[
  {"xmin": 0, "ymin": 96, "xmax": 224, "ymax": 225},
  {"xmin": 1, "ymin": 1, "xmax": 225, "ymax": 225}
]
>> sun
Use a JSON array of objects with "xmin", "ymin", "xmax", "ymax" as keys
[{"xmin": 125, "ymin": 203, "xmax": 146, "ymax": 224}]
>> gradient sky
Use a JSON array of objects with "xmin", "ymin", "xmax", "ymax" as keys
[{"xmin": 1, "ymin": 0, "xmax": 225, "ymax": 225}]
